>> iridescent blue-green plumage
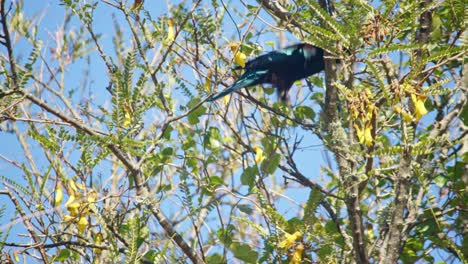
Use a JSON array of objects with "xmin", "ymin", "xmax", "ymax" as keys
[{"xmin": 208, "ymin": 43, "xmax": 325, "ymax": 102}]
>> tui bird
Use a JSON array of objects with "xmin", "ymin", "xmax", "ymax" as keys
[{"xmin": 208, "ymin": 43, "xmax": 325, "ymax": 103}]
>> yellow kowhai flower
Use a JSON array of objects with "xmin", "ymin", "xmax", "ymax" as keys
[
  {"xmin": 130, "ymin": 0, "xmax": 144, "ymax": 11},
  {"xmin": 366, "ymin": 223, "xmax": 375, "ymax": 242},
  {"xmin": 290, "ymin": 243, "xmax": 304, "ymax": 264},
  {"xmin": 63, "ymin": 214, "xmax": 75, "ymax": 222},
  {"xmin": 77, "ymin": 216, "xmax": 89, "ymax": 233},
  {"xmin": 365, "ymin": 104, "xmax": 375, "ymax": 122},
  {"xmin": 393, "ymin": 106, "xmax": 402, "ymax": 114},
  {"xmin": 222, "ymin": 94, "xmax": 231, "ymax": 104},
  {"xmin": 75, "ymin": 181, "xmax": 85, "ymax": 190},
  {"xmin": 349, "ymin": 105, "xmax": 359, "ymax": 120},
  {"xmin": 393, "ymin": 106, "xmax": 413, "ymax": 123},
  {"xmin": 204, "ymin": 71, "xmax": 212, "ymax": 93},
  {"xmin": 68, "ymin": 179, "xmax": 78, "ymax": 195},
  {"xmin": 87, "ymin": 190, "xmax": 97, "ymax": 203},
  {"xmin": 167, "ymin": 18, "xmax": 175, "ymax": 42},
  {"xmin": 278, "ymin": 231, "xmax": 302, "ymax": 251},
  {"xmin": 86, "ymin": 191, "xmax": 98, "ymax": 214},
  {"xmin": 13, "ymin": 251, "xmax": 19, "ymax": 262},
  {"xmin": 94, "ymin": 233, "xmax": 104, "ymax": 254},
  {"xmin": 230, "ymin": 42, "xmax": 247, "ymax": 68},
  {"xmin": 354, "ymin": 123, "xmax": 373, "ymax": 146},
  {"xmin": 234, "ymin": 51, "xmax": 247, "ymax": 68},
  {"xmin": 122, "ymin": 102, "xmax": 133, "ymax": 129},
  {"xmin": 65, "ymin": 195, "xmax": 80, "ymax": 217},
  {"xmin": 411, "ymin": 94, "xmax": 428, "ymax": 120},
  {"xmin": 54, "ymin": 183, "xmax": 63, "ymax": 205},
  {"xmin": 402, "ymin": 82, "xmax": 416, "ymax": 93},
  {"xmin": 252, "ymin": 145, "xmax": 265, "ymax": 163},
  {"xmin": 364, "ymin": 87, "xmax": 372, "ymax": 97}
]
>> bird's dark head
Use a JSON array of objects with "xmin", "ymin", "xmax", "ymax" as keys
[
  {"xmin": 299, "ymin": 44, "xmax": 325, "ymax": 75},
  {"xmin": 302, "ymin": 44, "xmax": 324, "ymax": 60}
]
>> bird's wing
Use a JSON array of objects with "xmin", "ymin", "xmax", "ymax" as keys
[
  {"xmin": 244, "ymin": 44, "xmax": 303, "ymax": 71},
  {"xmin": 207, "ymin": 69, "xmax": 268, "ymax": 102},
  {"xmin": 208, "ymin": 44, "xmax": 307, "ymax": 102}
]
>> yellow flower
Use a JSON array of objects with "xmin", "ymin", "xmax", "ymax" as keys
[
  {"xmin": 87, "ymin": 190, "xmax": 97, "ymax": 203},
  {"xmin": 234, "ymin": 51, "xmax": 247, "ymax": 68},
  {"xmin": 63, "ymin": 214, "xmax": 75, "ymax": 222},
  {"xmin": 94, "ymin": 233, "xmax": 104, "ymax": 254},
  {"xmin": 252, "ymin": 145, "xmax": 265, "ymax": 163},
  {"xmin": 278, "ymin": 231, "xmax": 302, "ymax": 250},
  {"xmin": 411, "ymin": 94, "xmax": 428, "ymax": 120},
  {"xmin": 69, "ymin": 179, "xmax": 78, "ymax": 194},
  {"xmin": 365, "ymin": 104, "xmax": 375, "ymax": 121},
  {"xmin": 393, "ymin": 106, "xmax": 402, "ymax": 114},
  {"xmin": 229, "ymin": 42, "xmax": 240, "ymax": 52},
  {"xmin": 122, "ymin": 102, "xmax": 133, "ymax": 129},
  {"xmin": 366, "ymin": 224, "xmax": 375, "ymax": 241},
  {"xmin": 354, "ymin": 123, "xmax": 373, "ymax": 146},
  {"xmin": 222, "ymin": 94, "xmax": 231, "ymax": 104},
  {"xmin": 290, "ymin": 243, "xmax": 304, "ymax": 264},
  {"xmin": 65, "ymin": 195, "xmax": 80, "ymax": 217},
  {"xmin": 86, "ymin": 191, "xmax": 98, "ymax": 213},
  {"xmin": 394, "ymin": 106, "xmax": 413, "ymax": 122},
  {"xmin": 230, "ymin": 42, "xmax": 247, "ymax": 68},
  {"xmin": 204, "ymin": 71, "xmax": 212, "ymax": 93},
  {"xmin": 54, "ymin": 183, "xmax": 63, "ymax": 205},
  {"xmin": 401, "ymin": 111, "xmax": 414, "ymax": 123},
  {"xmin": 75, "ymin": 181, "xmax": 85, "ymax": 190},
  {"xmin": 130, "ymin": 0, "xmax": 144, "ymax": 11},
  {"xmin": 77, "ymin": 216, "xmax": 89, "ymax": 233},
  {"xmin": 402, "ymin": 82, "xmax": 416, "ymax": 93},
  {"xmin": 167, "ymin": 18, "xmax": 175, "ymax": 42},
  {"xmin": 363, "ymin": 124, "xmax": 373, "ymax": 146},
  {"xmin": 350, "ymin": 105, "xmax": 359, "ymax": 119},
  {"xmin": 13, "ymin": 251, "xmax": 19, "ymax": 262}
]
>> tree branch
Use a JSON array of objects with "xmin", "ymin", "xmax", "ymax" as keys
[
  {"xmin": 1, "ymin": 189, "xmax": 49, "ymax": 263},
  {"xmin": 380, "ymin": 0, "xmax": 434, "ymax": 262}
]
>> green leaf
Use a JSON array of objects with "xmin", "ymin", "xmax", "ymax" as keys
[
  {"xmin": 241, "ymin": 166, "xmax": 258, "ymax": 187},
  {"xmin": 209, "ymin": 176, "xmax": 225, "ymax": 186},
  {"xmin": 230, "ymin": 242, "xmax": 258, "ymax": 263},
  {"xmin": 206, "ymin": 253, "xmax": 225, "ymax": 264},
  {"xmin": 142, "ymin": 250, "xmax": 158, "ymax": 262},
  {"xmin": 204, "ymin": 126, "xmax": 222, "ymax": 150},
  {"xmin": 317, "ymin": 244, "xmax": 333, "ymax": 261},
  {"xmin": 261, "ymin": 153, "xmax": 281, "ymax": 174},
  {"xmin": 162, "ymin": 125, "xmax": 173, "ymax": 140},
  {"xmin": 304, "ymin": 189, "xmax": 322, "ymax": 226},
  {"xmin": 187, "ymin": 99, "xmax": 207, "ymax": 125},
  {"xmin": 263, "ymin": 87, "xmax": 275, "ymax": 95},
  {"xmin": 55, "ymin": 249, "xmax": 71, "ymax": 261},
  {"xmin": 460, "ymin": 103, "xmax": 468, "ymax": 126},
  {"xmin": 286, "ymin": 217, "xmax": 303, "ymax": 233},
  {"xmin": 246, "ymin": 5, "xmax": 258, "ymax": 12},
  {"xmin": 237, "ymin": 204, "xmax": 253, "ymax": 214},
  {"xmin": 157, "ymin": 184, "xmax": 172, "ymax": 193},
  {"xmin": 294, "ymin": 105, "xmax": 315, "ymax": 120},
  {"xmin": 325, "ymin": 220, "xmax": 338, "ymax": 234},
  {"xmin": 433, "ymin": 175, "xmax": 447, "ymax": 188},
  {"xmin": 265, "ymin": 41, "xmax": 275, "ymax": 48},
  {"xmin": 217, "ymin": 225, "xmax": 235, "ymax": 245},
  {"xmin": 161, "ymin": 147, "xmax": 173, "ymax": 156}
]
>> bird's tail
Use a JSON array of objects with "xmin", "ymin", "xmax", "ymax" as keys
[{"xmin": 207, "ymin": 70, "xmax": 267, "ymax": 102}]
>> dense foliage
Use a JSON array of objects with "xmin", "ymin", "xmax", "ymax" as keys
[{"xmin": 0, "ymin": 0, "xmax": 466, "ymax": 263}]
